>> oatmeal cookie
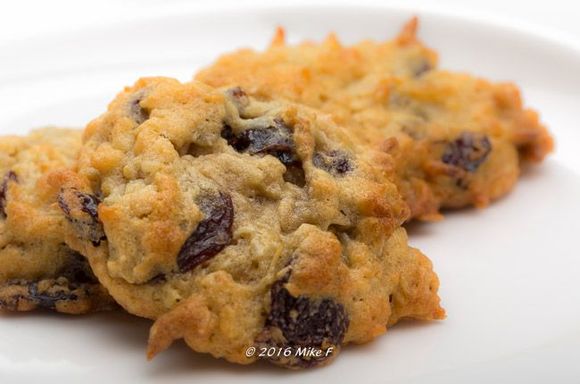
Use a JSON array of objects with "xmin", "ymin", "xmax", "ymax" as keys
[
  {"xmin": 0, "ymin": 128, "xmax": 114, "ymax": 314},
  {"xmin": 58, "ymin": 78, "xmax": 444, "ymax": 368},
  {"xmin": 196, "ymin": 18, "xmax": 553, "ymax": 220}
]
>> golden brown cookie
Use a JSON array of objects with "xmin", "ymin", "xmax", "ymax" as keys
[
  {"xmin": 0, "ymin": 128, "xmax": 115, "ymax": 314},
  {"xmin": 196, "ymin": 18, "xmax": 553, "ymax": 220},
  {"xmin": 58, "ymin": 78, "xmax": 444, "ymax": 368}
]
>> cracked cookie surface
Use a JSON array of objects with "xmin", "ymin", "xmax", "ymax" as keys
[
  {"xmin": 59, "ymin": 78, "xmax": 444, "ymax": 368},
  {"xmin": 196, "ymin": 18, "xmax": 553, "ymax": 220},
  {"xmin": 0, "ymin": 128, "xmax": 114, "ymax": 314}
]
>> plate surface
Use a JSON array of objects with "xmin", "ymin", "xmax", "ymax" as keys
[{"xmin": 0, "ymin": 5, "xmax": 579, "ymax": 384}]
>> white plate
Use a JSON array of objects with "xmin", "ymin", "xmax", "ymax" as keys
[{"xmin": 1, "ymin": 4, "xmax": 579, "ymax": 384}]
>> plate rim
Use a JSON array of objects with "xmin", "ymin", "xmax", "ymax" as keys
[{"xmin": 1, "ymin": 1, "xmax": 579, "ymax": 56}]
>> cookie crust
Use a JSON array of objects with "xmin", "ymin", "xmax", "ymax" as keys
[
  {"xmin": 196, "ymin": 18, "xmax": 553, "ymax": 220},
  {"xmin": 59, "ymin": 78, "xmax": 444, "ymax": 367},
  {"xmin": 0, "ymin": 128, "xmax": 115, "ymax": 314}
]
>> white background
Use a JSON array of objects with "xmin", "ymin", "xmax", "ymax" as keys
[{"xmin": 0, "ymin": 0, "xmax": 579, "ymax": 47}]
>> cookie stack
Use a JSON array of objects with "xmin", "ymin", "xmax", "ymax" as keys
[{"xmin": 0, "ymin": 18, "xmax": 552, "ymax": 369}]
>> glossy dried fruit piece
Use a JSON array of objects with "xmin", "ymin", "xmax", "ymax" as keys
[
  {"xmin": 0, "ymin": 171, "xmax": 17, "ymax": 217},
  {"xmin": 177, "ymin": 192, "xmax": 234, "ymax": 273},
  {"xmin": 222, "ymin": 118, "xmax": 300, "ymax": 167},
  {"xmin": 312, "ymin": 150, "xmax": 353, "ymax": 176},
  {"xmin": 129, "ymin": 92, "xmax": 150, "ymax": 125},
  {"xmin": 262, "ymin": 275, "xmax": 349, "ymax": 368},
  {"xmin": 27, "ymin": 282, "xmax": 78, "ymax": 309},
  {"xmin": 147, "ymin": 273, "xmax": 167, "ymax": 284},
  {"xmin": 58, "ymin": 251, "xmax": 99, "ymax": 285},
  {"xmin": 58, "ymin": 188, "xmax": 106, "ymax": 246},
  {"xmin": 282, "ymin": 163, "xmax": 306, "ymax": 187},
  {"xmin": 225, "ymin": 86, "xmax": 250, "ymax": 111},
  {"xmin": 412, "ymin": 58, "xmax": 433, "ymax": 77},
  {"xmin": 442, "ymin": 132, "xmax": 492, "ymax": 172},
  {"xmin": 222, "ymin": 119, "xmax": 305, "ymax": 186},
  {"xmin": 0, "ymin": 250, "xmax": 113, "ymax": 314},
  {"xmin": 0, "ymin": 277, "xmax": 114, "ymax": 313},
  {"xmin": 0, "ymin": 279, "xmax": 79, "ymax": 310}
]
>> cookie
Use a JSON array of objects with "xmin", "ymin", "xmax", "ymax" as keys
[
  {"xmin": 0, "ymin": 128, "xmax": 115, "ymax": 314},
  {"xmin": 58, "ymin": 78, "xmax": 444, "ymax": 367},
  {"xmin": 196, "ymin": 17, "xmax": 553, "ymax": 220}
]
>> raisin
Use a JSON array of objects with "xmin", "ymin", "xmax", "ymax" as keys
[
  {"xmin": 147, "ymin": 274, "xmax": 167, "ymax": 284},
  {"xmin": 58, "ymin": 188, "xmax": 106, "ymax": 246},
  {"xmin": 28, "ymin": 283, "xmax": 78, "ymax": 310},
  {"xmin": 401, "ymin": 125, "xmax": 422, "ymax": 140},
  {"xmin": 0, "ymin": 171, "xmax": 17, "ymax": 217},
  {"xmin": 225, "ymin": 86, "xmax": 250, "ymax": 110},
  {"xmin": 176, "ymin": 192, "xmax": 234, "ymax": 273},
  {"xmin": 59, "ymin": 251, "xmax": 98, "ymax": 284},
  {"xmin": 413, "ymin": 59, "xmax": 432, "ymax": 77},
  {"xmin": 221, "ymin": 125, "xmax": 237, "ymax": 146},
  {"xmin": 262, "ymin": 274, "xmax": 349, "ymax": 368},
  {"xmin": 228, "ymin": 87, "xmax": 247, "ymax": 99},
  {"xmin": 442, "ymin": 132, "xmax": 492, "ymax": 172},
  {"xmin": 129, "ymin": 92, "xmax": 149, "ymax": 125},
  {"xmin": 224, "ymin": 118, "xmax": 299, "ymax": 164},
  {"xmin": 222, "ymin": 119, "xmax": 304, "ymax": 185},
  {"xmin": 312, "ymin": 150, "xmax": 353, "ymax": 176},
  {"xmin": 0, "ymin": 280, "xmax": 78, "ymax": 311},
  {"xmin": 77, "ymin": 193, "xmax": 99, "ymax": 218},
  {"xmin": 283, "ymin": 164, "xmax": 306, "ymax": 187}
]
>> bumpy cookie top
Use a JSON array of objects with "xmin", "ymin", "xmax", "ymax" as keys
[
  {"xmin": 60, "ymin": 77, "xmax": 443, "ymax": 367},
  {"xmin": 196, "ymin": 18, "xmax": 553, "ymax": 219},
  {"xmin": 0, "ymin": 128, "xmax": 114, "ymax": 313},
  {"xmin": 196, "ymin": 18, "xmax": 438, "ymax": 146}
]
